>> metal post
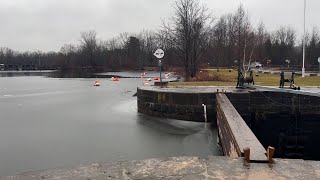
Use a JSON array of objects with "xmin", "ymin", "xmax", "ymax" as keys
[
  {"xmin": 302, "ymin": 0, "xmax": 306, "ymax": 77},
  {"xmin": 318, "ymin": 58, "xmax": 320, "ymax": 73},
  {"xmin": 154, "ymin": 49, "xmax": 165, "ymax": 87},
  {"xmin": 202, "ymin": 104, "xmax": 207, "ymax": 122},
  {"xmin": 160, "ymin": 62, "xmax": 162, "ymax": 88}
]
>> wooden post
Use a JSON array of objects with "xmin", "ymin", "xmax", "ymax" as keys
[
  {"xmin": 267, "ymin": 146, "xmax": 275, "ymax": 163},
  {"xmin": 243, "ymin": 148, "xmax": 250, "ymax": 162}
]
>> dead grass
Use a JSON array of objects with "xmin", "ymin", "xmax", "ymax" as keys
[
  {"xmin": 190, "ymin": 69, "xmax": 236, "ymax": 82},
  {"xmin": 170, "ymin": 69, "xmax": 320, "ymax": 87}
]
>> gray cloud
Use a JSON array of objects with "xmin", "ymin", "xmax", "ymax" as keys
[{"xmin": 0, "ymin": 0, "xmax": 319, "ymax": 52}]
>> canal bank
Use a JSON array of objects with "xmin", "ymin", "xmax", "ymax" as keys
[{"xmin": 4, "ymin": 156, "xmax": 320, "ymax": 179}]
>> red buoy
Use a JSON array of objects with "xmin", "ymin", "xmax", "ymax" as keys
[
  {"xmin": 144, "ymin": 81, "xmax": 150, "ymax": 85},
  {"xmin": 94, "ymin": 80, "xmax": 100, "ymax": 86}
]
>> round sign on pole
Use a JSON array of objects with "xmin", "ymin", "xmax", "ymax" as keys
[{"xmin": 154, "ymin": 49, "xmax": 165, "ymax": 59}]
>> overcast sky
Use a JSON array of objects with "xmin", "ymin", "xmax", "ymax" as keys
[{"xmin": 0, "ymin": 0, "xmax": 319, "ymax": 52}]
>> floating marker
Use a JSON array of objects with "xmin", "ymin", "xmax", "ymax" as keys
[
  {"xmin": 94, "ymin": 80, "xmax": 100, "ymax": 86},
  {"xmin": 114, "ymin": 77, "xmax": 119, "ymax": 81},
  {"xmin": 144, "ymin": 81, "xmax": 150, "ymax": 85},
  {"xmin": 140, "ymin": 72, "xmax": 147, "ymax": 78},
  {"xmin": 164, "ymin": 72, "xmax": 171, "ymax": 79}
]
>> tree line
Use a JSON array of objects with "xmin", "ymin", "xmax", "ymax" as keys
[{"xmin": 0, "ymin": 0, "xmax": 319, "ymax": 77}]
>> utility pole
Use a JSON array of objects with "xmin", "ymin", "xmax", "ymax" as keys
[{"xmin": 302, "ymin": 0, "xmax": 306, "ymax": 77}]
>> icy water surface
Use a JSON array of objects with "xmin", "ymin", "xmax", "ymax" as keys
[{"xmin": 0, "ymin": 73, "xmax": 220, "ymax": 176}]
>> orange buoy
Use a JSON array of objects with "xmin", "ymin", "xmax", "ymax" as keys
[
  {"xmin": 140, "ymin": 72, "xmax": 147, "ymax": 78},
  {"xmin": 144, "ymin": 81, "xmax": 150, "ymax": 85},
  {"xmin": 94, "ymin": 80, "xmax": 100, "ymax": 86}
]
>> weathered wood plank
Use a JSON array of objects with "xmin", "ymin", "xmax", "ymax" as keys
[{"xmin": 216, "ymin": 93, "xmax": 267, "ymax": 162}]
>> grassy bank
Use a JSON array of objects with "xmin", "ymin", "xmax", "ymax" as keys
[{"xmin": 170, "ymin": 69, "xmax": 320, "ymax": 86}]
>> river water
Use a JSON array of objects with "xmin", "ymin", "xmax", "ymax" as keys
[{"xmin": 0, "ymin": 71, "xmax": 220, "ymax": 176}]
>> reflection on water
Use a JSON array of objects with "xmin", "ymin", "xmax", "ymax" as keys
[
  {"xmin": 0, "ymin": 71, "xmax": 55, "ymax": 77},
  {"xmin": 0, "ymin": 72, "xmax": 221, "ymax": 176},
  {"xmin": 0, "ymin": 70, "xmax": 178, "ymax": 79}
]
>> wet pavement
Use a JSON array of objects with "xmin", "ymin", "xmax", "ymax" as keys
[{"xmin": 4, "ymin": 156, "xmax": 320, "ymax": 180}]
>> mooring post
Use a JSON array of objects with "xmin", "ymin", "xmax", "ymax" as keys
[
  {"xmin": 267, "ymin": 146, "xmax": 275, "ymax": 163},
  {"xmin": 244, "ymin": 148, "xmax": 250, "ymax": 163}
]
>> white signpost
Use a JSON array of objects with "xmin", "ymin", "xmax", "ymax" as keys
[
  {"xmin": 154, "ymin": 49, "xmax": 164, "ymax": 59},
  {"xmin": 154, "ymin": 49, "xmax": 165, "ymax": 87}
]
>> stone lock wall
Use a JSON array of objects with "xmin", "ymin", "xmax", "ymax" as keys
[
  {"xmin": 137, "ymin": 88, "xmax": 216, "ymax": 122},
  {"xmin": 137, "ymin": 87, "xmax": 320, "ymax": 160}
]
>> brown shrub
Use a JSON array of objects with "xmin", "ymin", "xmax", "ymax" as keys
[{"xmin": 191, "ymin": 70, "xmax": 225, "ymax": 82}]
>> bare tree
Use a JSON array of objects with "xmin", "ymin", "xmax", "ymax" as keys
[
  {"xmin": 118, "ymin": 32, "xmax": 130, "ymax": 48},
  {"xmin": 307, "ymin": 27, "xmax": 320, "ymax": 65},
  {"xmin": 80, "ymin": 30, "xmax": 98, "ymax": 67},
  {"xmin": 60, "ymin": 44, "xmax": 77, "ymax": 67},
  {"xmin": 163, "ymin": 0, "xmax": 212, "ymax": 80},
  {"xmin": 138, "ymin": 30, "xmax": 157, "ymax": 66},
  {"xmin": 256, "ymin": 22, "xmax": 267, "ymax": 62},
  {"xmin": 0, "ymin": 47, "xmax": 5, "ymax": 64},
  {"xmin": 231, "ymin": 5, "xmax": 251, "ymax": 72}
]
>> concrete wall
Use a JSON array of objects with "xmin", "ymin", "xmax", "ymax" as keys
[
  {"xmin": 137, "ymin": 88, "xmax": 216, "ymax": 122},
  {"xmin": 137, "ymin": 87, "xmax": 252, "ymax": 123},
  {"xmin": 138, "ymin": 87, "xmax": 320, "ymax": 123}
]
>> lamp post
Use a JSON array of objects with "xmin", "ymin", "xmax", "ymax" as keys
[
  {"xmin": 267, "ymin": 60, "xmax": 271, "ymax": 68},
  {"xmin": 234, "ymin": 60, "xmax": 239, "ymax": 71},
  {"xmin": 318, "ymin": 57, "xmax": 320, "ymax": 73},
  {"xmin": 285, "ymin": 60, "xmax": 291, "ymax": 69},
  {"xmin": 302, "ymin": 0, "xmax": 306, "ymax": 77}
]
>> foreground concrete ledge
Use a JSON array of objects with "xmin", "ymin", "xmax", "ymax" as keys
[{"xmin": 3, "ymin": 156, "xmax": 320, "ymax": 180}]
